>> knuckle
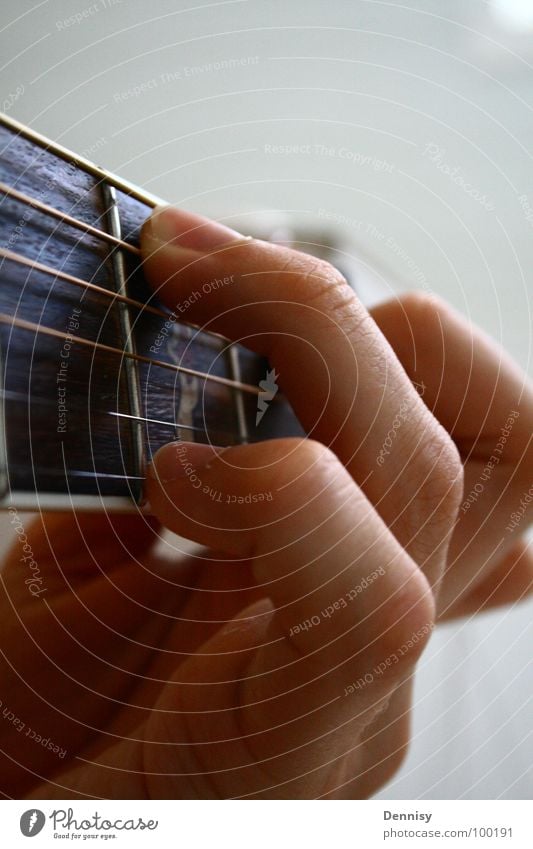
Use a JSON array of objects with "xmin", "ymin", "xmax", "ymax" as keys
[
  {"xmin": 419, "ymin": 425, "xmax": 464, "ymax": 517},
  {"xmin": 281, "ymin": 251, "xmax": 355, "ymax": 316},
  {"xmin": 378, "ymin": 291, "xmax": 465, "ymax": 520},
  {"xmin": 391, "ymin": 425, "xmax": 463, "ymax": 567},
  {"xmin": 290, "ymin": 436, "xmax": 338, "ymax": 470},
  {"xmin": 258, "ymin": 438, "xmax": 354, "ymax": 517},
  {"xmin": 398, "ymin": 291, "xmax": 455, "ymax": 361},
  {"xmin": 378, "ymin": 565, "xmax": 436, "ymax": 669},
  {"xmin": 400, "ymin": 291, "xmax": 450, "ymax": 327},
  {"xmin": 292, "ymin": 438, "xmax": 351, "ymax": 493},
  {"xmin": 362, "ymin": 713, "xmax": 412, "ymax": 786},
  {"xmin": 394, "ymin": 418, "xmax": 463, "ymax": 550},
  {"xmin": 347, "ymin": 557, "xmax": 435, "ymax": 691}
]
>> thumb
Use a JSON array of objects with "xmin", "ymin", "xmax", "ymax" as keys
[
  {"xmin": 145, "ymin": 437, "xmax": 434, "ymax": 798},
  {"xmin": 27, "ymin": 598, "xmax": 275, "ymax": 800},
  {"xmin": 143, "ymin": 597, "xmax": 276, "ymax": 799}
]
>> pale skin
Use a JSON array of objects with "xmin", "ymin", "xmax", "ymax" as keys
[{"xmin": 0, "ymin": 207, "xmax": 531, "ymax": 799}]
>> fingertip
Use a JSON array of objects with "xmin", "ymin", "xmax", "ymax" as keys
[
  {"xmin": 148, "ymin": 440, "xmax": 224, "ymax": 486},
  {"xmin": 141, "ymin": 205, "xmax": 248, "ymax": 253}
]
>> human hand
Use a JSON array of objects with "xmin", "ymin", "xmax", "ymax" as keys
[
  {"xmin": 2, "ymin": 208, "xmax": 529, "ymax": 799},
  {"xmin": 371, "ymin": 294, "xmax": 532, "ymax": 619}
]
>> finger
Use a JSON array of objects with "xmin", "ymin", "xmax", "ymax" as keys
[
  {"xmin": 144, "ymin": 597, "xmax": 276, "ymax": 799},
  {"xmin": 141, "ymin": 208, "xmax": 463, "ymax": 589},
  {"xmin": 25, "ymin": 734, "xmax": 145, "ymax": 799},
  {"xmin": 0, "ymin": 509, "xmax": 179, "ymax": 798},
  {"xmin": 370, "ymin": 292, "xmax": 533, "ymax": 465},
  {"xmin": 371, "ymin": 293, "xmax": 533, "ymax": 608},
  {"xmin": 333, "ymin": 677, "xmax": 414, "ymax": 799},
  {"xmin": 2, "ymin": 511, "xmax": 160, "ymax": 579},
  {"xmin": 145, "ymin": 437, "xmax": 435, "ymax": 796},
  {"xmin": 25, "ymin": 600, "xmax": 271, "ymax": 799},
  {"xmin": 439, "ymin": 536, "xmax": 533, "ymax": 620}
]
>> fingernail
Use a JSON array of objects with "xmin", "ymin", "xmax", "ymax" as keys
[
  {"xmin": 148, "ymin": 441, "xmax": 222, "ymax": 485},
  {"xmin": 145, "ymin": 206, "xmax": 249, "ymax": 252}
]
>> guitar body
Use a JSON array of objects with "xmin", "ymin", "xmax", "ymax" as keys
[{"xmin": 0, "ymin": 115, "xmax": 302, "ymax": 512}]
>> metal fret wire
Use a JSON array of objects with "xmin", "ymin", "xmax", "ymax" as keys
[
  {"xmin": 0, "ymin": 312, "xmax": 261, "ymax": 396},
  {"xmin": 0, "ymin": 246, "xmax": 230, "ymax": 343},
  {"xmin": 102, "ymin": 182, "xmax": 145, "ymax": 500},
  {"xmin": 0, "ymin": 180, "xmax": 141, "ymax": 255},
  {"xmin": 0, "ymin": 246, "xmax": 166, "ymax": 320},
  {"xmin": 0, "ymin": 111, "xmax": 232, "ymax": 348},
  {"xmin": 0, "ymin": 112, "xmax": 163, "ymax": 208},
  {"xmin": 0, "ymin": 112, "xmax": 265, "ymax": 491}
]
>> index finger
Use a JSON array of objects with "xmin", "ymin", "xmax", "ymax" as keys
[{"xmin": 141, "ymin": 207, "xmax": 463, "ymax": 587}]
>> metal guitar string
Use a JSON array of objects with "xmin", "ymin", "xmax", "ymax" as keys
[
  {"xmin": 0, "ymin": 312, "xmax": 261, "ymax": 396},
  {"xmin": 0, "ymin": 112, "xmax": 236, "ymax": 349},
  {"xmin": 0, "ymin": 246, "xmax": 229, "ymax": 343},
  {"xmin": 0, "ymin": 386, "xmax": 250, "ymax": 445},
  {"xmin": 0, "ymin": 180, "xmax": 141, "ymax": 255},
  {"xmin": 0, "ymin": 111, "xmax": 266, "ymax": 465}
]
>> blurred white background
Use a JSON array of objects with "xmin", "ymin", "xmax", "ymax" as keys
[{"xmin": 0, "ymin": 0, "xmax": 531, "ymax": 798}]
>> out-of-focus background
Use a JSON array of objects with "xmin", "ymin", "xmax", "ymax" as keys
[{"xmin": 1, "ymin": 0, "xmax": 531, "ymax": 798}]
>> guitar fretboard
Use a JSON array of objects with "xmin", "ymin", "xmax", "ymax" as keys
[{"xmin": 0, "ymin": 114, "xmax": 302, "ymax": 511}]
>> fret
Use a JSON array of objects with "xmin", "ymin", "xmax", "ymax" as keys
[
  {"xmin": 228, "ymin": 345, "xmax": 249, "ymax": 444},
  {"xmin": 0, "ymin": 180, "xmax": 141, "ymax": 256},
  {"xmin": 113, "ymin": 186, "xmax": 252, "ymax": 454},
  {"xmin": 0, "ymin": 112, "xmax": 162, "ymax": 209},
  {"xmin": 0, "ymin": 386, "xmax": 245, "ymax": 445},
  {"xmin": 0, "ymin": 113, "xmax": 305, "ymax": 512},
  {"xmin": 129, "ymin": 313, "xmax": 244, "ymax": 455},
  {"xmin": 0, "ymin": 119, "xmax": 139, "ymax": 506},
  {"xmin": 101, "ymin": 182, "xmax": 145, "ymax": 504}
]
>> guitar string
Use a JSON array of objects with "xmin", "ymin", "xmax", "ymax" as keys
[
  {"xmin": 0, "ymin": 180, "xmax": 141, "ymax": 255},
  {"xmin": 9, "ymin": 462, "xmax": 153, "ymax": 481},
  {"xmin": 0, "ymin": 111, "xmax": 162, "ymax": 209},
  {"xmin": 0, "ymin": 117, "xmax": 267, "ymax": 359},
  {"xmin": 0, "ymin": 116, "xmax": 270, "ymax": 470},
  {"xmin": 0, "ymin": 189, "xmax": 234, "ymax": 347},
  {"xmin": 7, "ymin": 464, "xmax": 146, "ymax": 481},
  {"xmin": 0, "ymin": 116, "xmax": 267, "ymax": 421},
  {"xmin": 108, "ymin": 410, "xmax": 250, "ymax": 442},
  {"xmin": 0, "ymin": 387, "xmax": 250, "ymax": 442},
  {"xmin": 0, "ymin": 312, "xmax": 262, "ymax": 396},
  {"xmin": 0, "ymin": 246, "xmax": 230, "ymax": 342}
]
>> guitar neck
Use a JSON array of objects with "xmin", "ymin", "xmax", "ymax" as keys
[{"xmin": 0, "ymin": 113, "xmax": 302, "ymax": 512}]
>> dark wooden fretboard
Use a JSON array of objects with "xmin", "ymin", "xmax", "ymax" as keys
[{"xmin": 0, "ymin": 114, "xmax": 302, "ymax": 512}]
